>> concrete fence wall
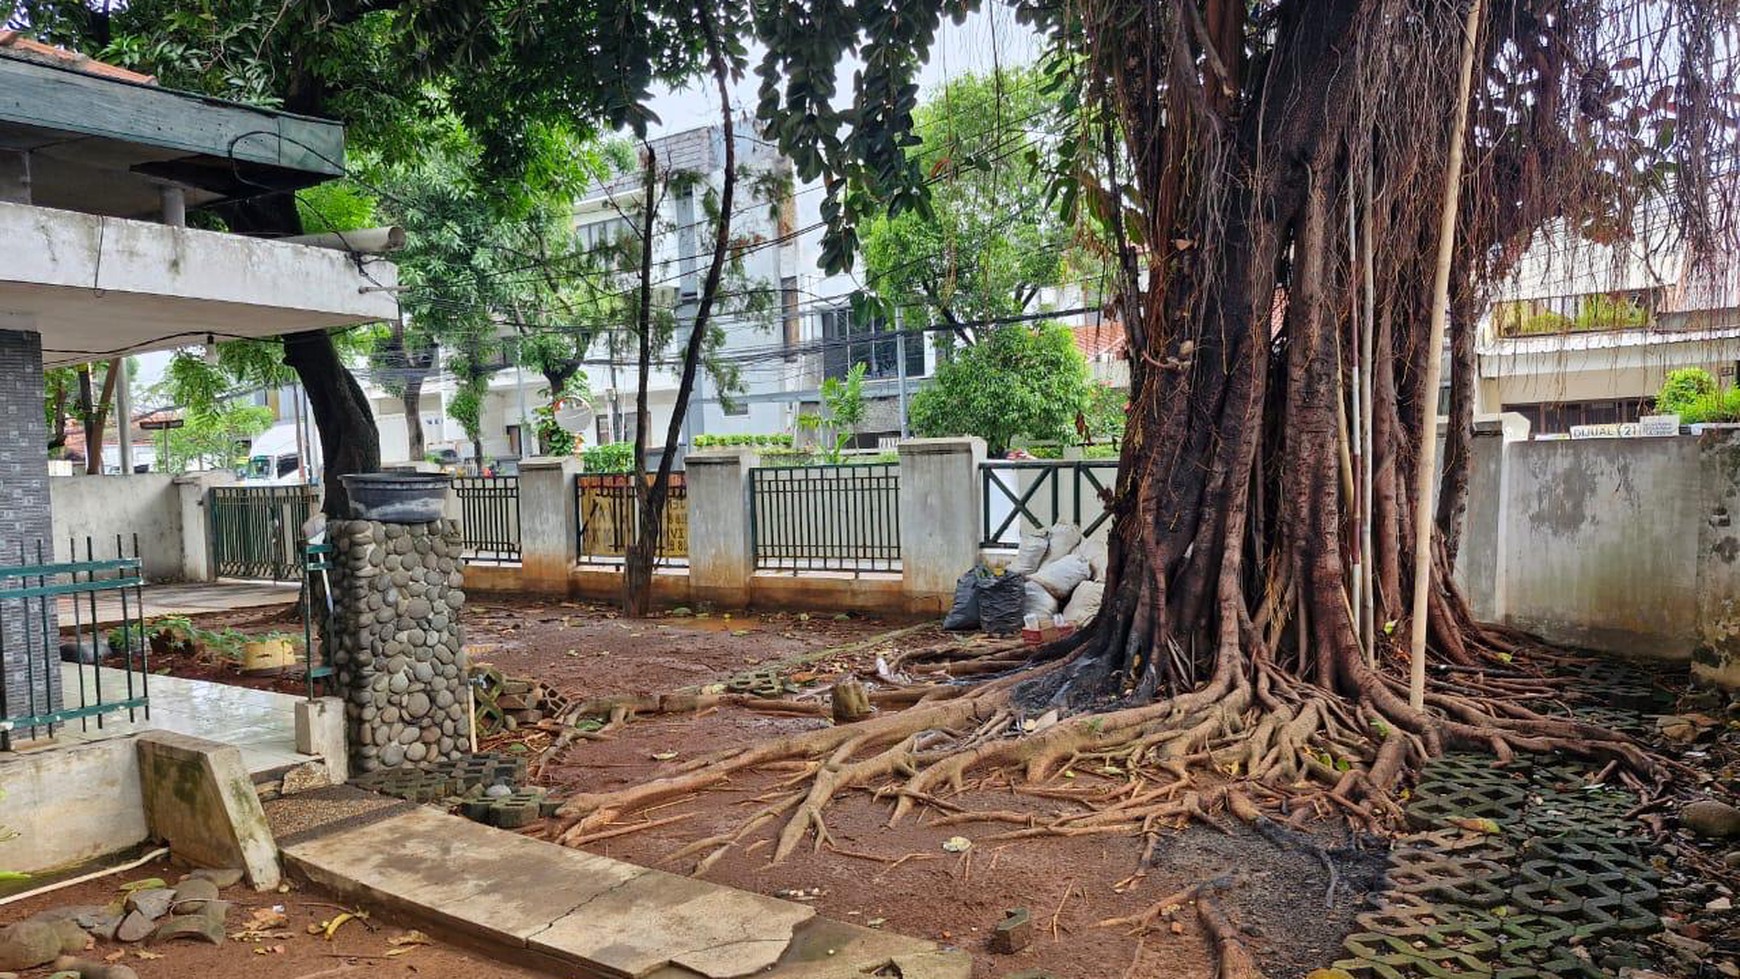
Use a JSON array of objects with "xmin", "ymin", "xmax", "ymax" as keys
[
  {"xmin": 1458, "ymin": 428, "xmax": 1740, "ymax": 688},
  {"xmin": 50, "ymin": 471, "xmax": 233, "ymax": 582}
]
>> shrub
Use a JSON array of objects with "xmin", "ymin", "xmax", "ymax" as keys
[
  {"xmin": 583, "ymin": 442, "xmax": 636, "ymax": 473},
  {"xmin": 1656, "ymin": 368, "xmax": 1718, "ymax": 416}
]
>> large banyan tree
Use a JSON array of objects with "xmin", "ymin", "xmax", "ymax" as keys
[{"xmin": 554, "ymin": 0, "xmax": 1740, "ymax": 850}]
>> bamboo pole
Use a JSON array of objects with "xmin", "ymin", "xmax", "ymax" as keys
[
  {"xmin": 1360, "ymin": 165, "xmax": 1377, "ymax": 668},
  {"xmin": 1408, "ymin": 0, "xmax": 1485, "ymax": 711}
]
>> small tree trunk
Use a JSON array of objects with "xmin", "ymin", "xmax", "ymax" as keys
[
  {"xmin": 1436, "ymin": 281, "xmax": 1479, "ymax": 567},
  {"xmin": 831, "ymin": 679, "xmax": 872, "ymax": 724},
  {"xmin": 283, "ymin": 330, "xmax": 381, "ymax": 518},
  {"xmin": 402, "ymin": 374, "xmax": 426, "ymax": 462}
]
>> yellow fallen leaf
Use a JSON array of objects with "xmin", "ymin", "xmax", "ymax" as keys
[
  {"xmin": 105, "ymin": 951, "xmax": 126, "ymax": 963},
  {"xmin": 135, "ymin": 951, "xmax": 164, "ymax": 961},
  {"xmin": 387, "ymin": 930, "xmax": 433, "ymax": 948},
  {"xmin": 651, "ymin": 751, "xmax": 679, "ymax": 761},
  {"xmin": 1448, "ymin": 816, "xmax": 1502, "ymax": 835}
]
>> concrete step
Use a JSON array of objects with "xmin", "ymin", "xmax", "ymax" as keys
[{"xmin": 278, "ymin": 804, "xmax": 969, "ymax": 979}]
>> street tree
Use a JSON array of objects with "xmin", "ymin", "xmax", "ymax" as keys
[
  {"xmin": 858, "ymin": 68, "xmax": 1092, "ymax": 341},
  {"xmin": 548, "ymin": 0, "xmax": 1740, "ymax": 936},
  {"xmin": 909, "ymin": 320, "xmax": 1092, "ymax": 455}
]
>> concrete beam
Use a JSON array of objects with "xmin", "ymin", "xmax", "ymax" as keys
[{"xmin": 136, "ymin": 730, "xmax": 280, "ymax": 889}]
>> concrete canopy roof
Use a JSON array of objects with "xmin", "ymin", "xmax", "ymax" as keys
[
  {"xmin": 3, "ymin": 201, "xmax": 398, "ymax": 367},
  {"xmin": 0, "ymin": 43, "xmax": 345, "ymax": 219}
]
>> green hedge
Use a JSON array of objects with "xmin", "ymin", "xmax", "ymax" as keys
[
  {"xmin": 582, "ymin": 442, "xmax": 635, "ymax": 473},
  {"xmin": 693, "ymin": 433, "xmax": 795, "ymax": 448}
]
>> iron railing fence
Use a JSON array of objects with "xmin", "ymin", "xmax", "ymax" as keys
[
  {"xmin": 750, "ymin": 462, "xmax": 901, "ymax": 573},
  {"xmin": 980, "ymin": 460, "xmax": 1119, "ymax": 548},
  {"xmin": 453, "ymin": 475, "xmax": 521, "ymax": 562},
  {"xmin": 574, "ymin": 473, "xmax": 689, "ymax": 562},
  {"xmin": 208, "ymin": 484, "xmax": 317, "ymax": 581},
  {"xmin": 1, "ymin": 536, "xmax": 149, "ymax": 750}
]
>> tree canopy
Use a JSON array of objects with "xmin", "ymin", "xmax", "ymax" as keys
[
  {"xmin": 909, "ymin": 320, "xmax": 1093, "ymax": 455},
  {"xmin": 858, "ymin": 68, "xmax": 1092, "ymax": 340}
]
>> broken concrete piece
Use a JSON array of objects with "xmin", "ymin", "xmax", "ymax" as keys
[
  {"xmin": 113, "ymin": 913, "xmax": 155, "ymax": 944},
  {"xmin": 989, "ymin": 909, "xmax": 1031, "ymax": 954},
  {"xmin": 184, "ymin": 867, "xmax": 245, "ymax": 888},
  {"xmin": 170, "ymin": 878, "xmax": 220, "ymax": 911},
  {"xmin": 279, "ymin": 761, "xmax": 333, "ymax": 796},
  {"xmin": 123, "ymin": 888, "xmax": 175, "ymax": 921},
  {"xmin": 0, "ymin": 921, "xmax": 63, "ymax": 971},
  {"xmin": 134, "ymin": 731, "xmax": 280, "ymax": 890},
  {"xmin": 51, "ymin": 956, "xmax": 139, "ymax": 979},
  {"xmin": 151, "ymin": 901, "xmax": 229, "ymax": 946}
]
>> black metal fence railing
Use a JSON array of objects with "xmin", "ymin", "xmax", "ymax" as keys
[
  {"xmin": 750, "ymin": 462, "xmax": 901, "ymax": 573},
  {"xmin": 1, "ymin": 536, "xmax": 149, "ymax": 750},
  {"xmin": 980, "ymin": 460, "xmax": 1119, "ymax": 548},
  {"xmin": 574, "ymin": 473, "xmax": 689, "ymax": 562},
  {"xmin": 454, "ymin": 475, "xmax": 521, "ymax": 562},
  {"xmin": 208, "ymin": 484, "xmax": 317, "ymax": 581}
]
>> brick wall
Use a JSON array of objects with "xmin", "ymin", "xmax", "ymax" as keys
[{"xmin": 0, "ymin": 328, "xmax": 59, "ymax": 728}]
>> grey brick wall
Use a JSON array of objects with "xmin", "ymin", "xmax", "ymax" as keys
[{"xmin": 0, "ymin": 329, "xmax": 59, "ymax": 729}]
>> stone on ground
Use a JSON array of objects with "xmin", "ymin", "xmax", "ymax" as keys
[
  {"xmin": 51, "ymin": 955, "xmax": 139, "ymax": 979},
  {"xmin": 170, "ymin": 877, "xmax": 219, "ymax": 911},
  {"xmin": 150, "ymin": 901, "xmax": 229, "ymax": 946},
  {"xmin": 1681, "ymin": 799, "xmax": 1740, "ymax": 838},
  {"xmin": 279, "ymin": 761, "xmax": 333, "ymax": 795},
  {"xmin": 122, "ymin": 888, "xmax": 174, "ymax": 920},
  {"xmin": 0, "ymin": 921, "xmax": 64, "ymax": 971},
  {"xmin": 114, "ymin": 913, "xmax": 155, "ymax": 944},
  {"xmin": 183, "ymin": 867, "xmax": 245, "ymax": 888}
]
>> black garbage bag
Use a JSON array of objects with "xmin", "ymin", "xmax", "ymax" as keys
[
  {"xmin": 975, "ymin": 570, "xmax": 1027, "ymax": 635},
  {"xmin": 941, "ymin": 569, "xmax": 982, "ymax": 631}
]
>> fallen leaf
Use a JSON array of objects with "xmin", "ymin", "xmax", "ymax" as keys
[
  {"xmin": 135, "ymin": 951, "xmax": 164, "ymax": 960},
  {"xmin": 1449, "ymin": 816, "xmax": 1502, "ymax": 835},
  {"xmin": 120, "ymin": 877, "xmax": 167, "ymax": 892},
  {"xmin": 105, "ymin": 951, "xmax": 126, "ymax": 963},
  {"xmin": 941, "ymin": 836, "xmax": 973, "ymax": 853},
  {"xmin": 651, "ymin": 751, "xmax": 679, "ymax": 761},
  {"xmin": 387, "ymin": 930, "xmax": 434, "ymax": 948}
]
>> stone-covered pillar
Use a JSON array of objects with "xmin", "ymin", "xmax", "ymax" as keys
[
  {"xmin": 0, "ymin": 327, "xmax": 59, "ymax": 723},
  {"xmin": 897, "ymin": 437, "xmax": 986, "ymax": 614},
  {"xmin": 687, "ymin": 448, "xmax": 758, "ymax": 607},
  {"xmin": 330, "ymin": 518, "xmax": 469, "ymax": 772}
]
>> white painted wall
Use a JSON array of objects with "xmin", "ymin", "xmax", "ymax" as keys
[{"xmin": 50, "ymin": 473, "xmax": 183, "ymax": 579}]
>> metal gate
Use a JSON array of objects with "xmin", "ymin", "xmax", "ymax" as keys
[{"xmin": 208, "ymin": 485, "xmax": 317, "ymax": 581}]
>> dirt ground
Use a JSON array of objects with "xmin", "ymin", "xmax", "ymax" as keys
[
  {"xmin": 0, "ymin": 853, "xmax": 546, "ymax": 978},
  {"xmin": 155, "ymin": 597, "xmax": 906, "ymax": 700},
  {"xmin": 538, "ymin": 706, "xmax": 1387, "ymax": 979}
]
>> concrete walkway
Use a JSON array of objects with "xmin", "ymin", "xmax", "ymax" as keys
[
  {"xmin": 278, "ymin": 803, "xmax": 970, "ymax": 978},
  {"xmin": 51, "ymin": 663, "xmax": 306, "ymax": 774},
  {"xmin": 57, "ymin": 579, "xmax": 299, "ymax": 627}
]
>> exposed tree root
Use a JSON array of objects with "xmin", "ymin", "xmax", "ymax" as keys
[{"xmin": 548, "ymin": 627, "xmax": 1663, "ymax": 869}]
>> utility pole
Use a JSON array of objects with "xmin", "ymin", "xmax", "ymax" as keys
[{"xmin": 894, "ymin": 307, "xmax": 910, "ymax": 439}]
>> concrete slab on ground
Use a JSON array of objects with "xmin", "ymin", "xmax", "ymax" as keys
[
  {"xmin": 48, "ymin": 663, "xmax": 306, "ymax": 774},
  {"xmin": 56, "ymin": 579, "xmax": 298, "ymax": 626},
  {"xmin": 280, "ymin": 805, "xmax": 968, "ymax": 979}
]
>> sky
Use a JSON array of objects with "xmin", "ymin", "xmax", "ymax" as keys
[{"xmin": 644, "ymin": 8, "xmax": 1042, "ymax": 135}]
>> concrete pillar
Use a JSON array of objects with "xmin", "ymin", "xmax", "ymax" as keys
[
  {"xmin": 1695, "ymin": 430, "xmax": 1740, "ymax": 690},
  {"xmin": 0, "ymin": 327, "xmax": 59, "ymax": 725},
  {"xmin": 294, "ymin": 695, "xmax": 349, "ymax": 784},
  {"xmin": 175, "ymin": 470, "xmax": 235, "ymax": 582},
  {"xmin": 897, "ymin": 437, "xmax": 986, "ymax": 614},
  {"xmin": 1454, "ymin": 420, "xmax": 1506, "ymax": 622},
  {"xmin": 518, "ymin": 455, "xmax": 579, "ymax": 593},
  {"xmin": 687, "ymin": 448, "xmax": 758, "ymax": 607}
]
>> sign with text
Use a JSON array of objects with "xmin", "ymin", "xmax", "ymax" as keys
[{"xmin": 1568, "ymin": 414, "xmax": 1680, "ymax": 440}]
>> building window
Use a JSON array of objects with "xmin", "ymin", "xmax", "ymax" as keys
[
  {"xmin": 1507, "ymin": 399, "xmax": 1653, "ymax": 434},
  {"xmin": 723, "ymin": 399, "xmax": 749, "ymax": 417},
  {"xmin": 819, "ymin": 299, "xmax": 927, "ymax": 382},
  {"xmin": 578, "ymin": 215, "xmax": 635, "ymax": 253}
]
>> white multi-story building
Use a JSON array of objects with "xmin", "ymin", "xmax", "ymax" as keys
[
  {"xmin": 1477, "ymin": 217, "xmax": 1740, "ymax": 434},
  {"xmin": 367, "ymin": 122, "xmax": 942, "ymax": 468}
]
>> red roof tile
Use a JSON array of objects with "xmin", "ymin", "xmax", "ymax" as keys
[{"xmin": 0, "ymin": 31, "xmax": 156, "ymax": 84}]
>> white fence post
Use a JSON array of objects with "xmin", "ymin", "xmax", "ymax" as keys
[
  {"xmin": 517, "ymin": 456, "xmax": 579, "ymax": 593},
  {"xmin": 687, "ymin": 448, "xmax": 759, "ymax": 607},
  {"xmin": 897, "ymin": 437, "xmax": 985, "ymax": 614}
]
